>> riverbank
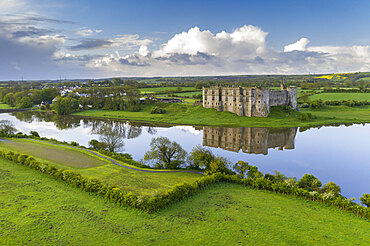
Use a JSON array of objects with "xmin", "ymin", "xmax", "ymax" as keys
[
  {"xmin": 73, "ymin": 103, "xmax": 370, "ymax": 128},
  {"xmin": 1, "ymin": 157, "xmax": 369, "ymax": 245}
]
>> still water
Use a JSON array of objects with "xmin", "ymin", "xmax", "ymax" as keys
[{"xmin": 1, "ymin": 111, "xmax": 369, "ymax": 200}]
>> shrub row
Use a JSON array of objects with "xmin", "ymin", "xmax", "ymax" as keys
[{"xmin": 1, "ymin": 149, "xmax": 368, "ymax": 218}]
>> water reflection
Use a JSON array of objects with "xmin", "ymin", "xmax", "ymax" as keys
[
  {"xmin": 202, "ymin": 127, "xmax": 297, "ymax": 155},
  {"xmin": 13, "ymin": 112, "xmax": 299, "ymax": 155}
]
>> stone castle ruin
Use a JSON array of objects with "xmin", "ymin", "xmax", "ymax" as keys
[
  {"xmin": 202, "ymin": 127, "xmax": 297, "ymax": 155},
  {"xmin": 202, "ymin": 85, "xmax": 298, "ymax": 117}
]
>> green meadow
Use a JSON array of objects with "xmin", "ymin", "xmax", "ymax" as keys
[
  {"xmin": 139, "ymin": 86, "xmax": 198, "ymax": 94},
  {"xmin": 74, "ymin": 103, "xmax": 370, "ymax": 128},
  {"xmin": 0, "ymin": 157, "xmax": 369, "ymax": 245},
  {"xmin": 0, "ymin": 102, "xmax": 14, "ymax": 109},
  {"xmin": 308, "ymin": 92, "xmax": 370, "ymax": 101}
]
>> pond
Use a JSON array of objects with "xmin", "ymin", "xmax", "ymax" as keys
[{"xmin": 1, "ymin": 111, "xmax": 369, "ymax": 201}]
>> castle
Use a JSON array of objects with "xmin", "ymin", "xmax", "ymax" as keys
[
  {"xmin": 202, "ymin": 85, "xmax": 298, "ymax": 117},
  {"xmin": 202, "ymin": 127, "xmax": 297, "ymax": 155}
]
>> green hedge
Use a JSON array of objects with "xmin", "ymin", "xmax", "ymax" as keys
[{"xmin": 1, "ymin": 150, "xmax": 369, "ymax": 218}]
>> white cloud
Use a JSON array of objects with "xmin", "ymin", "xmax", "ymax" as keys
[
  {"xmin": 75, "ymin": 28, "xmax": 102, "ymax": 37},
  {"xmin": 284, "ymin": 37, "xmax": 309, "ymax": 52},
  {"xmin": 60, "ymin": 26, "xmax": 370, "ymax": 78},
  {"xmin": 153, "ymin": 25, "xmax": 267, "ymax": 59},
  {"xmin": 0, "ymin": 0, "xmax": 26, "ymax": 14},
  {"xmin": 138, "ymin": 45, "xmax": 149, "ymax": 56}
]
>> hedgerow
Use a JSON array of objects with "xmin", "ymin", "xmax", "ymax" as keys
[{"xmin": 0, "ymin": 149, "xmax": 369, "ymax": 218}]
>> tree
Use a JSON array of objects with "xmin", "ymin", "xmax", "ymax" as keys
[
  {"xmin": 30, "ymin": 131, "xmax": 40, "ymax": 138},
  {"xmin": 16, "ymin": 96, "xmax": 33, "ymax": 108},
  {"xmin": 89, "ymin": 139, "xmax": 107, "ymax": 150},
  {"xmin": 321, "ymin": 182, "xmax": 341, "ymax": 196},
  {"xmin": 187, "ymin": 145, "xmax": 215, "ymax": 169},
  {"xmin": 113, "ymin": 78, "xmax": 123, "ymax": 86},
  {"xmin": 208, "ymin": 157, "xmax": 231, "ymax": 174},
  {"xmin": 144, "ymin": 137, "xmax": 187, "ymax": 169},
  {"xmin": 3, "ymin": 93, "xmax": 15, "ymax": 106},
  {"xmin": 233, "ymin": 161, "xmax": 249, "ymax": 178},
  {"xmin": 298, "ymin": 174, "xmax": 322, "ymax": 191},
  {"xmin": 360, "ymin": 194, "xmax": 370, "ymax": 207}
]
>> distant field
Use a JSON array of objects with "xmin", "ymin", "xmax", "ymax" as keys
[
  {"xmin": 170, "ymin": 91, "xmax": 202, "ymax": 97},
  {"xmin": 309, "ymin": 93, "xmax": 370, "ymax": 101},
  {"xmin": 1, "ymin": 158, "xmax": 369, "ymax": 245},
  {"xmin": 357, "ymin": 77, "xmax": 370, "ymax": 82},
  {"xmin": 139, "ymin": 86, "xmax": 197, "ymax": 94},
  {"xmin": 0, "ymin": 139, "xmax": 201, "ymax": 195},
  {"xmin": 0, "ymin": 103, "xmax": 14, "ymax": 109},
  {"xmin": 0, "ymin": 139, "xmax": 109, "ymax": 168}
]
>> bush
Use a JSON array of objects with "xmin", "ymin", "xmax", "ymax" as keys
[
  {"xmin": 70, "ymin": 141, "xmax": 79, "ymax": 146},
  {"xmin": 309, "ymin": 100, "xmax": 324, "ymax": 109},
  {"xmin": 298, "ymin": 174, "xmax": 322, "ymax": 191},
  {"xmin": 360, "ymin": 194, "xmax": 370, "ymax": 207},
  {"xmin": 321, "ymin": 182, "xmax": 341, "ymax": 196},
  {"xmin": 30, "ymin": 131, "xmax": 40, "ymax": 138},
  {"xmin": 299, "ymin": 112, "xmax": 315, "ymax": 121},
  {"xmin": 150, "ymin": 106, "xmax": 166, "ymax": 114}
]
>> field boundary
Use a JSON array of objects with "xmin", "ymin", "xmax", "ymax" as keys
[{"xmin": 1, "ymin": 148, "xmax": 369, "ymax": 218}]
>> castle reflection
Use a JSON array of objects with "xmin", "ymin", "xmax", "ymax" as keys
[{"xmin": 202, "ymin": 126, "xmax": 297, "ymax": 155}]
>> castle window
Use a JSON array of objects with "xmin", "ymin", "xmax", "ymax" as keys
[
  {"xmin": 233, "ymin": 98, "xmax": 236, "ymax": 102},
  {"xmin": 258, "ymin": 101, "xmax": 260, "ymax": 103}
]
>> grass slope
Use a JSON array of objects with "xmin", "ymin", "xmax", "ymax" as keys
[
  {"xmin": 0, "ymin": 139, "xmax": 201, "ymax": 195},
  {"xmin": 0, "ymin": 158, "xmax": 369, "ymax": 245},
  {"xmin": 74, "ymin": 103, "xmax": 370, "ymax": 128},
  {"xmin": 309, "ymin": 93, "xmax": 370, "ymax": 101}
]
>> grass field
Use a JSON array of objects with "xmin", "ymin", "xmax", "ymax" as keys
[
  {"xmin": 357, "ymin": 76, "xmax": 370, "ymax": 82},
  {"xmin": 139, "ymin": 86, "xmax": 198, "ymax": 94},
  {"xmin": 74, "ymin": 103, "xmax": 370, "ymax": 128},
  {"xmin": 168, "ymin": 91, "xmax": 202, "ymax": 97},
  {"xmin": 0, "ymin": 103, "xmax": 14, "ymax": 109},
  {"xmin": 0, "ymin": 139, "xmax": 201, "ymax": 195},
  {"xmin": 0, "ymin": 157, "xmax": 369, "ymax": 245},
  {"xmin": 0, "ymin": 139, "xmax": 109, "ymax": 168},
  {"xmin": 308, "ymin": 93, "xmax": 370, "ymax": 101}
]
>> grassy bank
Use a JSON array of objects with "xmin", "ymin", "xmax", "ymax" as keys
[
  {"xmin": 0, "ymin": 157, "xmax": 369, "ymax": 245},
  {"xmin": 0, "ymin": 139, "xmax": 201, "ymax": 196},
  {"xmin": 73, "ymin": 103, "xmax": 370, "ymax": 128},
  {"xmin": 0, "ymin": 102, "xmax": 14, "ymax": 109},
  {"xmin": 308, "ymin": 92, "xmax": 370, "ymax": 101}
]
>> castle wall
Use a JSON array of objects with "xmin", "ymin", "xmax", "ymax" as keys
[
  {"xmin": 202, "ymin": 126, "xmax": 297, "ymax": 155},
  {"xmin": 203, "ymin": 86, "xmax": 297, "ymax": 117}
]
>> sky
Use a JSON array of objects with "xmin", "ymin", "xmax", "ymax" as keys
[{"xmin": 0, "ymin": 0, "xmax": 369, "ymax": 80}]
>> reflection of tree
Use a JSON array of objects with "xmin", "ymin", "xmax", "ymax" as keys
[
  {"xmin": 94, "ymin": 124, "xmax": 125, "ymax": 152},
  {"xmin": 126, "ymin": 125, "xmax": 142, "ymax": 139},
  {"xmin": 53, "ymin": 115, "xmax": 81, "ymax": 130},
  {"xmin": 147, "ymin": 127, "xmax": 157, "ymax": 135},
  {"xmin": 0, "ymin": 120, "xmax": 17, "ymax": 135},
  {"xmin": 12, "ymin": 112, "xmax": 34, "ymax": 123}
]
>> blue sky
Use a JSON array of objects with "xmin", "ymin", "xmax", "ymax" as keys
[{"xmin": 0, "ymin": 0, "xmax": 369, "ymax": 80}]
